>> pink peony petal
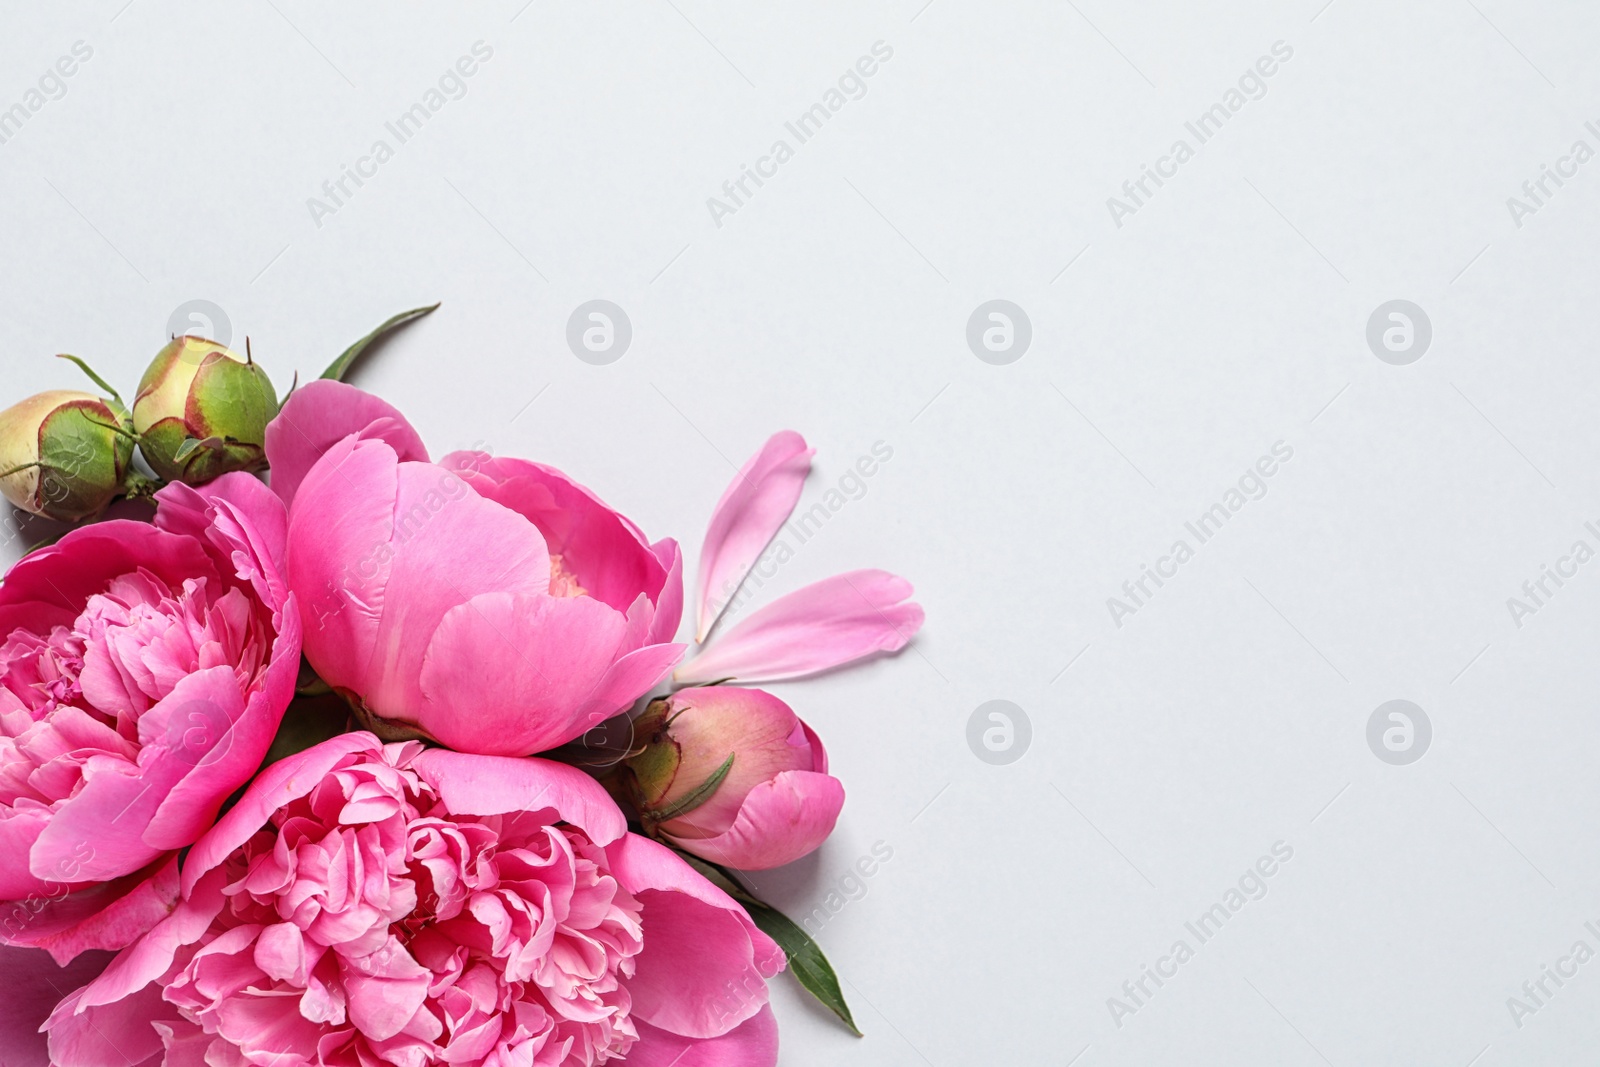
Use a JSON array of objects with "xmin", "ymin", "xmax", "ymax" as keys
[
  {"xmin": 629, "ymin": 1005, "xmax": 779, "ymax": 1067},
  {"xmin": 263, "ymin": 379, "xmax": 429, "ymax": 508},
  {"xmin": 46, "ymin": 967, "xmax": 173, "ymax": 1067},
  {"xmin": 5, "ymin": 856, "xmax": 180, "ymax": 966},
  {"xmin": 0, "ymin": 808, "xmax": 52, "ymax": 899},
  {"xmin": 606, "ymin": 834, "xmax": 783, "ymax": 1039},
  {"xmin": 409, "ymin": 750, "xmax": 628, "ymax": 846},
  {"xmin": 694, "ymin": 432, "xmax": 813, "ymax": 642},
  {"xmin": 676, "ymin": 569, "xmax": 924, "ymax": 684},
  {"xmin": 648, "ymin": 537, "xmax": 685, "ymax": 645},
  {"xmin": 152, "ymin": 472, "xmax": 291, "ymax": 610},
  {"xmin": 180, "ymin": 733, "xmax": 383, "ymax": 895},
  {"xmin": 582, "ymin": 640, "xmax": 687, "ymax": 730},
  {"xmin": 0, "ymin": 523, "xmax": 218, "ymax": 637},
  {"xmin": 60, "ymin": 865, "xmax": 229, "ymax": 1013},
  {"xmin": 670, "ymin": 771, "xmax": 845, "ymax": 871},
  {"xmin": 24, "ymin": 666, "xmax": 253, "ymax": 878},
  {"xmin": 416, "ymin": 591, "xmax": 628, "ymax": 756},
  {"xmin": 143, "ymin": 595, "xmax": 301, "ymax": 851},
  {"xmin": 357, "ymin": 461, "xmax": 552, "ymax": 720},
  {"xmin": 442, "ymin": 452, "xmax": 671, "ymax": 617},
  {"xmin": 29, "ymin": 757, "xmax": 169, "ymax": 884},
  {"xmin": 0, "ymin": 945, "xmax": 117, "ymax": 1067},
  {"xmin": 285, "ymin": 435, "xmax": 404, "ymax": 700}
]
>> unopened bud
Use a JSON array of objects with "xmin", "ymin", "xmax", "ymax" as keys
[
  {"xmin": 132, "ymin": 336, "xmax": 276, "ymax": 484},
  {"xmin": 0, "ymin": 390, "xmax": 133, "ymax": 522}
]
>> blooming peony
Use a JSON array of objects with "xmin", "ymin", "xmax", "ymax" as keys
[
  {"xmin": 0, "ymin": 473, "xmax": 300, "ymax": 963},
  {"xmin": 265, "ymin": 382, "xmax": 684, "ymax": 757},
  {"xmin": 46, "ymin": 733, "xmax": 785, "ymax": 1067}
]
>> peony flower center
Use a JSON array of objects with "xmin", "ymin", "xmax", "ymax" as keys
[
  {"xmin": 0, "ymin": 568, "xmax": 263, "ymax": 732},
  {"xmin": 0, "ymin": 625, "xmax": 85, "ymax": 719},
  {"xmin": 0, "ymin": 567, "xmax": 265, "ymax": 813},
  {"xmin": 547, "ymin": 553, "xmax": 590, "ymax": 598}
]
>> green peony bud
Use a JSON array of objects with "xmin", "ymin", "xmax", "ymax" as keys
[
  {"xmin": 0, "ymin": 390, "xmax": 135, "ymax": 522},
  {"xmin": 132, "ymin": 336, "xmax": 277, "ymax": 485}
]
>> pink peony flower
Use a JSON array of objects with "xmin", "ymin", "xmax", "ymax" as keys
[
  {"xmin": 265, "ymin": 382, "xmax": 684, "ymax": 757},
  {"xmin": 626, "ymin": 688, "xmax": 843, "ymax": 871},
  {"xmin": 679, "ymin": 431, "xmax": 923, "ymax": 685},
  {"xmin": 0, "ymin": 472, "xmax": 300, "ymax": 963},
  {"xmin": 45, "ymin": 733, "xmax": 785, "ymax": 1067}
]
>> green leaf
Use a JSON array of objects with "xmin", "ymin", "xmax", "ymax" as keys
[
  {"xmin": 742, "ymin": 897, "xmax": 861, "ymax": 1036},
  {"xmin": 675, "ymin": 852, "xmax": 862, "ymax": 1036},
  {"xmin": 56, "ymin": 354, "xmax": 123, "ymax": 405},
  {"xmin": 647, "ymin": 753, "xmax": 734, "ymax": 823},
  {"xmin": 320, "ymin": 303, "xmax": 440, "ymax": 382}
]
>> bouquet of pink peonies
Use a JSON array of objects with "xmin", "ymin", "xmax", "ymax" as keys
[{"xmin": 0, "ymin": 307, "xmax": 923, "ymax": 1067}]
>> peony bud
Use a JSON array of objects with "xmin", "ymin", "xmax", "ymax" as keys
[
  {"xmin": 132, "ymin": 336, "xmax": 277, "ymax": 484},
  {"xmin": 0, "ymin": 390, "xmax": 134, "ymax": 522},
  {"xmin": 625, "ymin": 687, "xmax": 844, "ymax": 870}
]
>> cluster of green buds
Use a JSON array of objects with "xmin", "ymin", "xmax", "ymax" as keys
[
  {"xmin": 0, "ymin": 337, "xmax": 276, "ymax": 524},
  {"xmin": 0, "ymin": 304, "xmax": 438, "ymax": 525}
]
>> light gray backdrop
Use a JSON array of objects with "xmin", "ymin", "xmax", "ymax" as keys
[{"xmin": 4, "ymin": 1, "xmax": 1599, "ymax": 1064}]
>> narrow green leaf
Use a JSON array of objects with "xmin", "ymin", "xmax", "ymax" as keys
[
  {"xmin": 744, "ymin": 899, "xmax": 861, "ymax": 1035},
  {"xmin": 320, "ymin": 303, "xmax": 440, "ymax": 382},
  {"xmin": 674, "ymin": 851, "xmax": 861, "ymax": 1036},
  {"xmin": 56, "ymin": 354, "xmax": 123, "ymax": 405},
  {"xmin": 648, "ymin": 753, "xmax": 735, "ymax": 823},
  {"xmin": 277, "ymin": 370, "xmax": 301, "ymax": 410}
]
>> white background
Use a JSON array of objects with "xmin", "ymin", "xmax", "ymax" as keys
[{"xmin": 5, "ymin": 1, "xmax": 1600, "ymax": 1064}]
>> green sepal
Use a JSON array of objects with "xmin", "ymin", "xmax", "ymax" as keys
[
  {"xmin": 646, "ymin": 753, "xmax": 734, "ymax": 823},
  {"xmin": 190, "ymin": 355, "xmax": 277, "ymax": 440},
  {"xmin": 172, "ymin": 436, "xmax": 217, "ymax": 464},
  {"xmin": 36, "ymin": 402, "xmax": 126, "ymax": 522}
]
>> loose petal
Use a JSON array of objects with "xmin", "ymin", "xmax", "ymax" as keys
[
  {"xmin": 695, "ymin": 432, "xmax": 812, "ymax": 642},
  {"xmin": 677, "ymin": 569, "xmax": 923, "ymax": 684}
]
